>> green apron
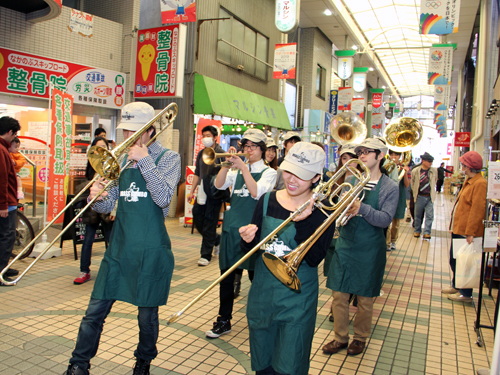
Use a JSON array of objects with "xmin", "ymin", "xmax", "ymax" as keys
[
  {"xmin": 326, "ymin": 178, "xmax": 386, "ymax": 297},
  {"xmin": 323, "ymin": 238, "xmax": 336, "ymax": 277},
  {"xmin": 247, "ymin": 193, "xmax": 318, "ymax": 375},
  {"xmin": 394, "ymin": 179, "xmax": 407, "ymax": 219},
  {"xmin": 219, "ymin": 167, "xmax": 267, "ymax": 270},
  {"xmin": 91, "ymin": 150, "xmax": 174, "ymax": 307}
]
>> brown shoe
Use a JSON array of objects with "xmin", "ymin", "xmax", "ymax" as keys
[
  {"xmin": 322, "ymin": 340, "xmax": 348, "ymax": 354},
  {"xmin": 441, "ymin": 286, "xmax": 459, "ymax": 294},
  {"xmin": 413, "ymin": 232, "xmax": 420, "ymax": 238},
  {"xmin": 423, "ymin": 234, "xmax": 431, "ymax": 239},
  {"xmin": 347, "ymin": 340, "xmax": 366, "ymax": 355}
]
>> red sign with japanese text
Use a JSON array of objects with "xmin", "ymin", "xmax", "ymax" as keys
[
  {"xmin": 454, "ymin": 132, "xmax": 471, "ymax": 147},
  {"xmin": 194, "ymin": 118, "xmax": 222, "ymax": 164},
  {"xmin": 47, "ymin": 88, "xmax": 73, "ymax": 224},
  {"xmin": 372, "ymin": 93, "xmax": 382, "ymax": 108},
  {"xmin": 0, "ymin": 47, "xmax": 125, "ymax": 109},
  {"xmin": 134, "ymin": 25, "xmax": 187, "ymax": 99}
]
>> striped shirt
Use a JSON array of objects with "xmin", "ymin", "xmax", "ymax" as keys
[
  {"xmin": 92, "ymin": 141, "xmax": 181, "ymax": 218},
  {"xmin": 364, "ymin": 180, "xmax": 379, "ymax": 191}
]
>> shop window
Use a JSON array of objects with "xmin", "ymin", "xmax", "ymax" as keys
[
  {"xmin": 217, "ymin": 7, "xmax": 270, "ymax": 81},
  {"xmin": 316, "ymin": 64, "xmax": 326, "ymax": 100},
  {"xmin": 62, "ymin": 0, "xmax": 82, "ymax": 10}
]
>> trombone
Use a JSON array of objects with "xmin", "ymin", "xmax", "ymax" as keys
[
  {"xmin": 167, "ymin": 158, "xmax": 370, "ymax": 325},
  {"xmin": 0, "ymin": 103, "xmax": 178, "ymax": 286},
  {"xmin": 201, "ymin": 147, "xmax": 250, "ymax": 168}
]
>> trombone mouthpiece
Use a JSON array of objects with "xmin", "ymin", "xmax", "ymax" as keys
[{"xmin": 167, "ymin": 311, "xmax": 183, "ymax": 325}]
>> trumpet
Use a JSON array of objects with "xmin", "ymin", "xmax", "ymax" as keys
[
  {"xmin": 201, "ymin": 147, "xmax": 249, "ymax": 168},
  {"xmin": 0, "ymin": 103, "xmax": 178, "ymax": 285},
  {"xmin": 166, "ymin": 158, "xmax": 370, "ymax": 324}
]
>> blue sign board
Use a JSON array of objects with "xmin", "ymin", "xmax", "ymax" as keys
[{"xmin": 329, "ymin": 89, "xmax": 338, "ymax": 115}]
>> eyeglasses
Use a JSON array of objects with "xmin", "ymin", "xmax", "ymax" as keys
[
  {"xmin": 243, "ymin": 144, "xmax": 258, "ymax": 151},
  {"xmin": 356, "ymin": 149, "xmax": 376, "ymax": 156}
]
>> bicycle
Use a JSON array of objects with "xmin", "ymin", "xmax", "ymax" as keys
[{"xmin": 11, "ymin": 204, "xmax": 35, "ymax": 259}]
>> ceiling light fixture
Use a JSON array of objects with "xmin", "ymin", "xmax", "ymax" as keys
[
  {"xmin": 352, "ymin": 45, "xmax": 358, "ymax": 50},
  {"xmin": 368, "ymin": 67, "xmax": 374, "ymax": 71},
  {"xmin": 324, "ymin": 9, "xmax": 332, "ymax": 16}
]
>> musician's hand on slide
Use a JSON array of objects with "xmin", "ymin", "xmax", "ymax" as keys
[
  {"xmin": 89, "ymin": 177, "xmax": 109, "ymax": 200},
  {"xmin": 293, "ymin": 197, "xmax": 315, "ymax": 222},
  {"xmin": 239, "ymin": 224, "xmax": 258, "ymax": 243},
  {"xmin": 345, "ymin": 199, "xmax": 361, "ymax": 217}
]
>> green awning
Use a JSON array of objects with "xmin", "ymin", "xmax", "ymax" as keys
[{"xmin": 194, "ymin": 73, "xmax": 291, "ymax": 130}]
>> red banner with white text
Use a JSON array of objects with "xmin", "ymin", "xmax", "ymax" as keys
[{"xmin": 47, "ymin": 88, "xmax": 73, "ymax": 223}]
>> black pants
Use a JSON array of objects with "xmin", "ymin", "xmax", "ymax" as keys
[
  {"xmin": 0, "ymin": 209, "xmax": 17, "ymax": 272},
  {"xmin": 449, "ymin": 233, "xmax": 473, "ymax": 297},
  {"xmin": 256, "ymin": 366, "xmax": 289, "ymax": 375},
  {"xmin": 192, "ymin": 202, "xmax": 221, "ymax": 261},
  {"xmin": 219, "ymin": 268, "xmax": 254, "ymax": 320},
  {"xmin": 436, "ymin": 178, "xmax": 444, "ymax": 193}
]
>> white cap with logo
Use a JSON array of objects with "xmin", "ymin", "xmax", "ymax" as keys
[
  {"xmin": 280, "ymin": 142, "xmax": 325, "ymax": 180},
  {"xmin": 117, "ymin": 102, "xmax": 155, "ymax": 131},
  {"xmin": 241, "ymin": 129, "xmax": 267, "ymax": 144},
  {"xmin": 266, "ymin": 137, "xmax": 278, "ymax": 148},
  {"xmin": 354, "ymin": 138, "xmax": 388, "ymax": 155}
]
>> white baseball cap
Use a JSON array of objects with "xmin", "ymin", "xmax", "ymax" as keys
[
  {"xmin": 280, "ymin": 142, "xmax": 325, "ymax": 180},
  {"xmin": 339, "ymin": 143, "xmax": 359, "ymax": 157},
  {"xmin": 241, "ymin": 129, "xmax": 267, "ymax": 144},
  {"xmin": 117, "ymin": 102, "xmax": 155, "ymax": 131},
  {"xmin": 354, "ymin": 138, "xmax": 388, "ymax": 155},
  {"xmin": 266, "ymin": 137, "xmax": 278, "ymax": 148},
  {"xmin": 283, "ymin": 131, "xmax": 301, "ymax": 142}
]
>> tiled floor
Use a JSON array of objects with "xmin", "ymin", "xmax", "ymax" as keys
[{"xmin": 0, "ymin": 193, "xmax": 497, "ymax": 374}]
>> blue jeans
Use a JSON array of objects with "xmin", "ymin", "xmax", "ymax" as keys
[
  {"xmin": 69, "ymin": 298, "xmax": 159, "ymax": 370},
  {"xmin": 449, "ymin": 233, "xmax": 473, "ymax": 297},
  {"xmin": 414, "ymin": 195, "xmax": 434, "ymax": 235}
]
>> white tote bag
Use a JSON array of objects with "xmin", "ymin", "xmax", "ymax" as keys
[{"xmin": 455, "ymin": 242, "xmax": 482, "ymax": 289}]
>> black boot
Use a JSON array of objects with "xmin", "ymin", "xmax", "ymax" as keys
[
  {"xmin": 233, "ymin": 273, "xmax": 242, "ymax": 298},
  {"xmin": 63, "ymin": 364, "xmax": 89, "ymax": 375},
  {"xmin": 133, "ymin": 358, "xmax": 151, "ymax": 375}
]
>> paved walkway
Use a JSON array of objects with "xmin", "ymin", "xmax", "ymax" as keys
[{"xmin": 0, "ymin": 193, "xmax": 496, "ymax": 374}]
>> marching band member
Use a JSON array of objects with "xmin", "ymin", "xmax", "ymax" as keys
[
  {"xmin": 206, "ymin": 129, "xmax": 277, "ymax": 339},
  {"xmin": 323, "ymin": 138, "xmax": 398, "ymax": 356},
  {"xmin": 239, "ymin": 142, "xmax": 336, "ymax": 375},
  {"xmin": 64, "ymin": 102, "xmax": 181, "ymax": 375}
]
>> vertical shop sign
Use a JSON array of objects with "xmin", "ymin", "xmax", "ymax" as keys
[
  {"xmin": 329, "ymin": 89, "xmax": 338, "ymax": 115},
  {"xmin": 338, "ymin": 87, "xmax": 352, "ymax": 111},
  {"xmin": 68, "ymin": 9, "xmax": 94, "ymax": 37},
  {"xmin": 161, "ymin": 0, "xmax": 196, "ymax": 23},
  {"xmin": 428, "ymin": 44, "xmax": 456, "ymax": 85},
  {"xmin": 454, "ymin": 132, "xmax": 471, "ymax": 147},
  {"xmin": 134, "ymin": 24, "xmax": 187, "ymax": 99},
  {"xmin": 275, "ymin": 0, "xmax": 300, "ymax": 33},
  {"xmin": 47, "ymin": 88, "xmax": 73, "ymax": 224},
  {"xmin": 351, "ymin": 98, "xmax": 365, "ymax": 119},
  {"xmin": 371, "ymin": 88, "xmax": 384, "ymax": 108},
  {"xmin": 352, "ymin": 67, "xmax": 369, "ymax": 92},
  {"xmin": 185, "ymin": 166, "xmax": 196, "ymax": 225},
  {"xmin": 273, "ymin": 43, "xmax": 296, "ymax": 79},
  {"xmin": 334, "ymin": 50, "xmax": 356, "ymax": 80},
  {"xmin": 420, "ymin": 0, "xmax": 461, "ymax": 35},
  {"xmin": 372, "ymin": 113, "xmax": 383, "ymax": 129}
]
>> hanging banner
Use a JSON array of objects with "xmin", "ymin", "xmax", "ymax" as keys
[
  {"xmin": 420, "ymin": 0, "xmax": 461, "ymax": 35},
  {"xmin": 0, "ymin": 47, "xmax": 125, "ymax": 109},
  {"xmin": 273, "ymin": 43, "xmax": 296, "ymax": 79},
  {"xmin": 134, "ymin": 24, "xmax": 187, "ymax": 99},
  {"xmin": 329, "ymin": 89, "xmax": 338, "ymax": 115},
  {"xmin": 371, "ymin": 113, "xmax": 383, "ymax": 129},
  {"xmin": 454, "ymin": 132, "xmax": 471, "ymax": 147},
  {"xmin": 194, "ymin": 118, "xmax": 222, "ymax": 164},
  {"xmin": 275, "ymin": 0, "xmax": 300, "ymax": 33},
  {"xmin": 351, "ymin": 98, "xmax": 365, "ymax": 119},
  {"xmin": 428, "ymin": 44, "xmax": 455, "ymax": 85},
  {"xmin": 185, "ymin": 166, "xmax": 196, "ymax": 225},
  {"xmin": 434, "ymin": 85, "xmax": 450, "ymax": 110},
  {"xmin": 371, "ymin": 88, "xmax": 384, "ymax": 108},
  {"xmin": 68, "ymin": 9, "xmax": 94, "ymax": 37},
  {"xmin": 334, "ymin": 50, "xmax": 356, "ymax": 80},
  {"xmin": 161, "ymin": 0, "xmax": 196, "ymax": 23},
  {"xmin": 338, "ymin": 87, "xmax": 352, "ymax": 111},
  {"xmin": 353, "ymin": 67, "xmax": 369, "ymax": 92},
  {"xmin": 434, "ymin": 111, "xmax": 447, "ymax": 129},
  {"xmin": 324, "ymin": 112, "xmax": 332, "ymax": 134},
  {"xmin": 385, "ymin": 103, "xmax": 395, "ymax": 120},
  {"xmin": 47, "ymin": 88, "xmax": 73, "ymax": 224}
]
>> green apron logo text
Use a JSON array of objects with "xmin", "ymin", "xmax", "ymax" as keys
[{"xmin": 120, "ymin": 182, "xmax": 148, "ymax": 202}]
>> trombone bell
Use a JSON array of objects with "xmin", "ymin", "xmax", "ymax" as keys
[
  {"xmin": 88, "ymin": 146, "xmax": 121, "ymax": 180},
  {"xmin": 262, "ymin": 253, "xmax": 301, "ymax": 290}
]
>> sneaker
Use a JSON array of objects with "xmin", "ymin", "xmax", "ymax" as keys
[
  {"xmin": 447, "ymin": 293, "xmax": 473, "ymax": 303},
  {"xmin": 63, "ymin": 364, "xmax": 89, "ymax": 375},
  {"xmin": 132, "ymin": 357, "xmax": 151, "ymax": 375},
  {"xmin": 73, "ymin": 272, "xmax": 91, "ymax": 285},
  {"xmin": 206, "ymin": 318, "xmax": 231, "ymax": 338},
  {"xmin": 442, "ymin": 286, "xmax": 459, "ymax": 294},
  {"xmin": 423, "ymin": 234, "xmax": 431, "ymax": 240},
  {"xmin": 213, "ymin": 245, "xmax": 220, "ymax": 257},
  {"xmin": 198, "ymin": 258, "xmax": 210, "ymax": 266},
  {"xmin": 413, "ymin": 232, "xmax": 420, "ymax": 238},
  {"xmin": 386, "ymin": 245, "xmax": 392, "ymax": 252},
  {"xmin": 390, "ymin": 242, "xmax": 396, "ymax": 250}
]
